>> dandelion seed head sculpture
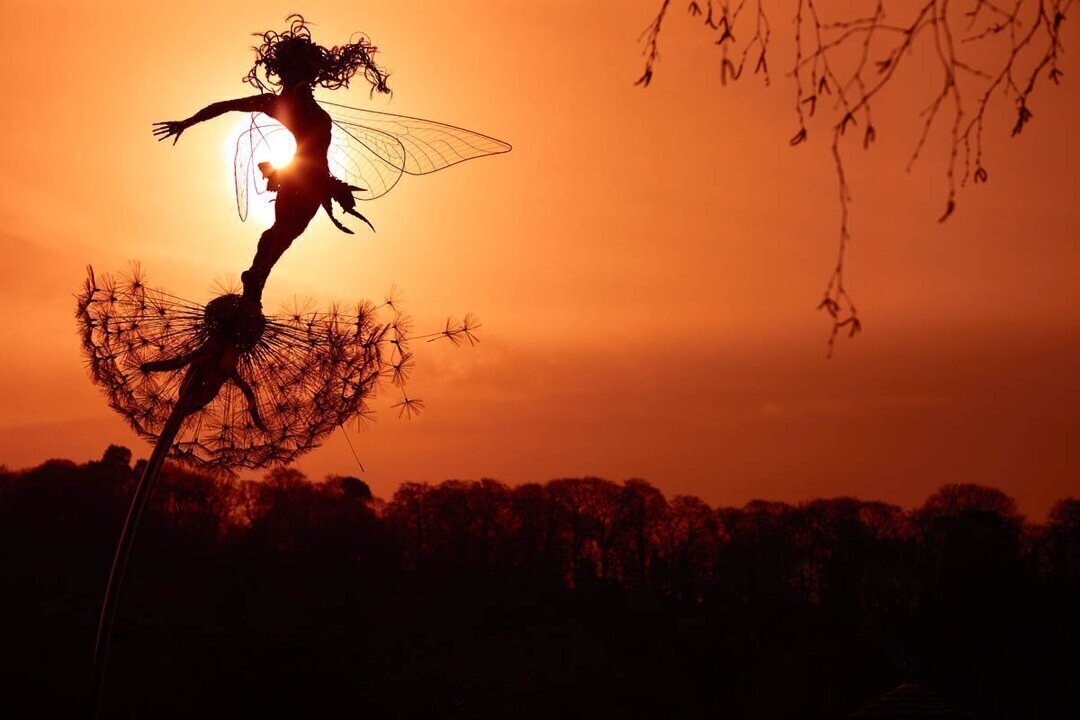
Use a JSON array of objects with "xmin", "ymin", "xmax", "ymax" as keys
[{"xmin": 76, "ymin": 265, "xmax": 393, "ymax": 471}]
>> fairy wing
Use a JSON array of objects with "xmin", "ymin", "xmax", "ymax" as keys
[
  {"xmin": 233, "ymin": 114, "xmax": 292, "ymax": 221},
  {"xmin": 327, "ymin": 122, "xmax": 409, "ymax": 201},
  {"xmin": 321, "ymin": 100, "xmax": 512, "ymax": 201}
]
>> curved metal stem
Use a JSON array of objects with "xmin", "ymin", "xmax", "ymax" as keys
[{"xmin": 91, "ymin": 386, "xmax": 193, "ymax": 717}]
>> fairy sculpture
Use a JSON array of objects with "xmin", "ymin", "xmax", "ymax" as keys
[
  {"xmin": 153, "ymin": 14, "xmax": 510, "ymax": 303},
  {"xmin": 86, "ymin": 15, "xmax": 506, "ymax": 715}
]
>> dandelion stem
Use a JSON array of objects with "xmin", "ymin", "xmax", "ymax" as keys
[{"xmin": 91, "ymin": 380, "xmax": 194, "ymax": 717}]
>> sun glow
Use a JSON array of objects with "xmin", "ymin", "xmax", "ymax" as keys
[{"xmin": 224, "ymin": 115, "xmax": 297, "ymax": 225}]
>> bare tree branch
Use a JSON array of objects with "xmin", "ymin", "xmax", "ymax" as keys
[{"xmin": 638, "ymin": 0, "xmax": 1071, "ymax": 354}]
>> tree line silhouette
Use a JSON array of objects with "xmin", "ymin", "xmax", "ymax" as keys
[{"xmin": 1, "ymin": 446, "xmax": 1077, "ymax": 718}]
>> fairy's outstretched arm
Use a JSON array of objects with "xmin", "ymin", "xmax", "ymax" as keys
[{"xmin": 152, "ymin": 94, "xmax": 275, "ymax": 144}]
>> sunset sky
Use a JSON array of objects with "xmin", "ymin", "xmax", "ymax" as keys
[{"xmin": 0, "ymin": 1, "xmax": 1076, "ymax": 517}]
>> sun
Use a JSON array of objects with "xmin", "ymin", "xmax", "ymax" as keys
[{"xmin": 223, "ymin": 115, "xmax": 297, "ymax": 225}]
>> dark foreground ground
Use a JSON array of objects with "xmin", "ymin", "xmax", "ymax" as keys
[{"xmin": 1, "ymin": 446, "xmax": 1078, "ymax": 718}]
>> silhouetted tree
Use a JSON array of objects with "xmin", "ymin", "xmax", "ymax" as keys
[
  {"xmin": 546, "ymin": 477, "xmax": 624, "ymax": 586},
  {"xmin": 659, "ymin": 494, "xmax": 717, "ymax": 603},
  {"xmin": 612, "ymin": 478, "xmax": 668, "ymax": 590},
  {"xmin": 913, "ymin": 483, "xmax": 1025, "ymax": 599},
  {"xmin": 1042, "ymin": 498, "xmax": 1080, "ymax": 586}
]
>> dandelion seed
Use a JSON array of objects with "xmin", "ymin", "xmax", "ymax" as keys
[
  {"xmin": 393, "ymin": 394, "xmax": 425, "ymax": 419},
  {"xmin": 382, "ymin": 283, "xmax": 409, "ymax": 312},
  {"xmin": 390, "ymin": 351, "xmax": 416, "ymax": 387}
]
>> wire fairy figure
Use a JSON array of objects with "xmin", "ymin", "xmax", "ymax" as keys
[{"xmin": 152, "ymin": 14, "xmax": 510, "ymax": 304}]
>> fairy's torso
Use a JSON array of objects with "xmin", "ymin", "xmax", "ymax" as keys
[{"xmin": 266, "ymin": 85, "xmax": 332, "ymax": 181}]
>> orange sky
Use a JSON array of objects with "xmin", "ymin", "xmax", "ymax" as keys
[{"xmin": 0, "ymin": 1, "xmax": 1077, "ymax": 517}]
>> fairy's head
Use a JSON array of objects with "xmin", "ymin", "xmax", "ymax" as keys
[{"xmin": 244, "ymin": 14, "xmax": 390, "ymax": 95}]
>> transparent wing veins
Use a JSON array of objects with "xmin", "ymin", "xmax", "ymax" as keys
[
  {"xmin": 322, "ymin": 100, "xmax": 510, "ymax": 200},
  {"xmin": 232, "ymin": 114, "xmax": 291, "ymax": 221}
]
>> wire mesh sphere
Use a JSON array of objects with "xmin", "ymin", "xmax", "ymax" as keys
[{"xmin": 75, "ymin": 265, "xmax": 393, "ymax": 471}]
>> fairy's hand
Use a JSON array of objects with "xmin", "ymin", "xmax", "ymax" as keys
[{"xmin": 152, "ymin": 120, "xmax": 189, "ymax": 145}]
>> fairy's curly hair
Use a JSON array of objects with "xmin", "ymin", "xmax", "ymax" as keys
[{"xmin": 244, "ymin": 14, "xmax": 390, "ymax": 95}]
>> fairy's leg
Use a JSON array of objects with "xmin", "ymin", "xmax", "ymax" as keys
[
  {"xmin": 232, "ymin": 372, "xmax": 267, "ymax": 431},
  {"xmin": 242, "ymin": 191, "xmax": 320, "ymax": 303},
  {"xmin": 140, "ymin": 349, "xmax": 198, "ymax": 373}
]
